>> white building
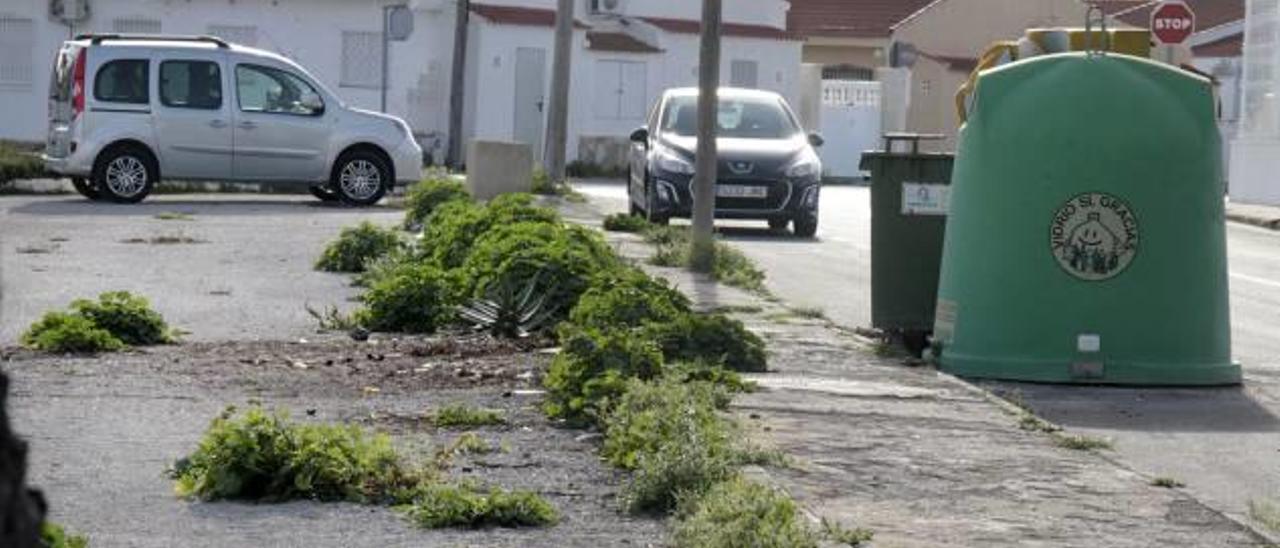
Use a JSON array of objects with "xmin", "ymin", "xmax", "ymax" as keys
[
  {"xmin": 1, "ymin": 0, "xmax": 801, "ymax": 168},
  {"xmin": 1233, "ymin": 0, "xmax": 1280, "ymax": 205}
]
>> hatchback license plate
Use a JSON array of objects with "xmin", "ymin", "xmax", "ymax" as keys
[{"xmin": 716, "ymin": 185, "xmax": 768, "ymax": 198}]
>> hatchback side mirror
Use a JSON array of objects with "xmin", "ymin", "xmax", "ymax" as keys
[
  {"xmin": 630, "ymin": 127, "xmax": 649, "ymax": 143},
  {"xmin": 808, "ymin": 132, "xmax": 825, "ymax": 147}
]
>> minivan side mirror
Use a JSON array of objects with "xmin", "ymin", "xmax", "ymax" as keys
[
  {"xmin": 629, "ymin": 127, "xmax": 649, "ymax": 143},
  {"xmin": 808, "ymin": 132, "xmax": 825, "ymax": 148}
]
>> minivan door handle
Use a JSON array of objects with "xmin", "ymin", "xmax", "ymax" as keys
[
  {"xmin": 238, "ymin": 121, "xmax": 257, "ymax": 130},
  {"xmin": 208, "ymin": 119, "xmax": 227, "ymax": 129}
]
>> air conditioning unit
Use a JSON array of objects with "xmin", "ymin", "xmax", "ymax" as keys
[
  {"xmin": 50, "ymin": 0, "xmax": 90, "ymax": 23},
  {"xmin": 589, "ymin": 0, "xmax": 625, "ymax": 16}
]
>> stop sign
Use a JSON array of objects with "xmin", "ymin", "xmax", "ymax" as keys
[{"xmin": 1151, "ymin": 1, "xmax": 1196, "ymax": 45}]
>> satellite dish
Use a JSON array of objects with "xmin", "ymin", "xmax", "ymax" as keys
[{"xmin": 387, "ymin": 5, "xmax": 414, "ymax": 41}]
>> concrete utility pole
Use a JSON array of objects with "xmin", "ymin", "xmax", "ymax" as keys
[
  {"xmin": 447, "ymin": 0, "xmax": 470, "ymax": 169},
  {"xmin": 690, "ymin": 0, "xmax": 722, "ymax": 273},
  {"xmin": 544, "ymin": 0, "xmax": 575, "ymax": 182}
]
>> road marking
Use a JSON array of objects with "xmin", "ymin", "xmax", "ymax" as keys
[{"xmin": 1231, "ymin": 272, "xmax": 1280, "ymax": 290}]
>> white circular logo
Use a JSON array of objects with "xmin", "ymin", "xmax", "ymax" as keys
[{"xmin": 1050, "ymin": 192, "xmax": 1139, "ymax": 281}]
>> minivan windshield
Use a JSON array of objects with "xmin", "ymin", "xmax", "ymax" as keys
[{"xmin": 661, "ymin": 95, "xmax": 800, "ymax": 139}]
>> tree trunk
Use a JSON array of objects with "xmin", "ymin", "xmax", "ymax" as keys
[
  {"xmin": 0, "ymin": 372, "xmax": 44, "ymax": 548},
  {"xmin": 544, "ymin": 0, "xmax": 575, "ymax": 183},
  {"xmin": 690, "ymin": 0, "xmax": 722, "ymax": 273}
]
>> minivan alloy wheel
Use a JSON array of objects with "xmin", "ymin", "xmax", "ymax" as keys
[
  {"xmin": 339, "ymin": 160, "xmax": 381, "ymax": 201},
  {"xmin": 105, "ymin": 156, "xmax": 148, "ymax": 198}
]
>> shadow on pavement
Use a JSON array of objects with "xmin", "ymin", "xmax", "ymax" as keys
[
  {"xmin": 7, "ymin": 197, "xmax": 398, "ymax": 217},
  {"xmin": 982, "ymin": 380, "xmax": 1280, "ymax": 433}
]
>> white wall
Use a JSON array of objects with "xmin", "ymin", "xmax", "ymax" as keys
[
  {"xmin": 474, "ymin": 0, "xmax": 789, "ymax": 28},
  {"xmin": 1, "ymin": 0, "xmax": 76, "ymax": 142}
]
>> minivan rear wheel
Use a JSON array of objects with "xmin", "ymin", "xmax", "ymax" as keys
[
  {"xmin": 332, "ymin": 151, "xmax": 390, "ymax": 206},
  {"xmin": 70, "ymin": 177, "xmax": 101, "ymax": 200},
  {"xmin": 93, "ymin": 147, "xmax": 156, "ymax": 204},
  {"xmin": 309, "ymin": 184, "xmax": 340, "ymax": 202}
]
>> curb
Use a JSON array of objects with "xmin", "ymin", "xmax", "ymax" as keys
[{"xmin": 1226, "ymin": 212, "xmax": 1280, "ymax": 231}]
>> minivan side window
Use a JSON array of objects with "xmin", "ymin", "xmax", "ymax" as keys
[
  {"xmin": 235, "ymin": 64, "xmax": 323, "ymax": 116},
  {"xmin": 160, "ymin": 60, "xmax": 222, "ymax": 110},
  {"xmin": 94, "ymin": 59, "xmax": 150, "ymax": 104}
]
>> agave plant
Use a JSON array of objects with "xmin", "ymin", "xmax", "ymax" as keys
[{"xmin": 458, "ymin": 270, "xmax": 558, "ymax": 338}]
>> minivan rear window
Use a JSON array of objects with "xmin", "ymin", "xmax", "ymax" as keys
[
  {"xmin": 49, "ymin": 44, "xmax": 79, "ymax": 101},
  {"xmin": 94, "ymin": 59, "xmax": 149, "ymax": 104}
]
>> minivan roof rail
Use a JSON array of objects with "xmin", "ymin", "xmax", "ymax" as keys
[{"xmin": 74, "ymin": 33, "xmax": 231, "ymax": 49}]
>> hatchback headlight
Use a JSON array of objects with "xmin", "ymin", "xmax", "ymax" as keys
[
  {"xmin": 654, "ymin": 147, "xmax": 695, "ymax": 175},
  {"xmin": 785, "ymin": 153, "xmax": 822, "ymax": 179}
]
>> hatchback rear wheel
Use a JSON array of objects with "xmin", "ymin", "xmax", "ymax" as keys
[{"xmin": 332, "ymin": 151, "xmax": 389, "ymax": 206}]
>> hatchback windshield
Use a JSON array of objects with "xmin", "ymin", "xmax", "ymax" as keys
[{"xmin": 661, "ymin": 95, "xmax": 799, "ymax": 139}]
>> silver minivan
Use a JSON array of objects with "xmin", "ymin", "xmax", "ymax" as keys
[{"xmin": 44, "ymin": 34, "xmax": 422, "ymax": 205}]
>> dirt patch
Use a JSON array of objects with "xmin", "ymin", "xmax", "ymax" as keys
[{"xmin": 3, "ymin": 337, "xmax": 664, "ymax": 547}]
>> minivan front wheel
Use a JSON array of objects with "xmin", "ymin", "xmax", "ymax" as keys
[
  {"xmin": 93, "ymin": 147, "xmax": 156, "ymax": 204},
  {"xmin": 332, "ymin": 151, "xmax": 389, "ymax": 206}
]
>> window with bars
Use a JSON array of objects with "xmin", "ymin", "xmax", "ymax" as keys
[
  {"xmin": 0, "ymin": 16, "xmax": 34, "ymax": 87},
  {"xmin": 340, "ymin": 31, "xmax": 382, "ymax": 89},
  {"xmin": 112, "ymin": 17, "xmax": 162, "ymax": 34}
]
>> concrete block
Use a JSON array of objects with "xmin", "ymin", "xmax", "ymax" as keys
[{"xmin": 466, "ymin": 140, "xmax": 533, "ymax": 200}]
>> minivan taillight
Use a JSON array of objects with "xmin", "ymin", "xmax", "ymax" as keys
[{"xmin": 71, "ymin": 49, "xmax": 86, "ymax": 117}]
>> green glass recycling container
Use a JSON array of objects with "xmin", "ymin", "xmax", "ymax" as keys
[{"xmin": 934, "ymin": 52, "xmax": 1239, "ymax": 385}]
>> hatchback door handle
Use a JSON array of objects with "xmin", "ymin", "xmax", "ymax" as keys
[
  {"xmin": 208, "ymin": 119, "xmax": 227, "ymax": 128},
  {"xmin": 238, "ymin": 121, "xmax": 257, "ymax": 130}
]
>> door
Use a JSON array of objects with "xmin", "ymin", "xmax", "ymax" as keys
[
  {"xmin": 154, "ymin": 56, "xmax": 233, "ymax": 179},
  {"xmin": 231, "ymin": 63, "xmax": 329, "ymax": 181},
  {"xmin": 513, "ymin": 47, "xmax": 547, "ymax": 164}
]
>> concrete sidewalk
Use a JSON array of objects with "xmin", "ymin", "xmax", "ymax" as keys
[
  {"xmin": 1227, "ymin": 200, "xmax": 1280, "ymax": 230},
  {"xmin": 552, "ymin": 197, "xmax": 1269, "ymax": 547}
]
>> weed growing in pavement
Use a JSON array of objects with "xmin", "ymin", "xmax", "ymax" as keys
[
  {"xmin": 642, "ymin": 226, "xmax": 768, "ymax": 294},
  {"xmin": 602, "ymin": 378, "xmax": 733, "ymax": 471},
  {"xmin": 820, "ymin": 518, "xmax": 875, "ymax": 547},
  {"xmin": 399, "ymin": 482, "xmax": 558, "ymax": 529},
  {"xmin": 543, "ymin": 327, "xmax": 666, "ymax": 426},
  {"xmin": 22, "ymin": 291, "xmax": 175, "ymax": 352},
  {"xmin": 16, "ymin": 245, "xmax": 54, "ymax": 254},
  {"xmin": 671, "ymin": 476, "xmax": 820, "ymax": 548},
  {"xmin": 788, "ymin": 306, "xmax": 826, "ymax": 320},
  {"xmin": 402, "ymin": 174, "xmax": 471, "ymax": 230},
  {"xmin": 305, "ymin": 304, "xmax": 360, "ymax": 331},
  {"xmin": 641, "ymin": 313, "xmax": 768, "ymax": 373},
  {"xmin": 1250, "ymin": 499, "xmax": 1280, "ymax": 532},
  {"xmin": 315, "ymin": 221, "xmax": 404, "ymax": 273},
  {"xmin": 710, "ymin": 304, "xmax": 764, "ymax": 315},
  {"xmin": 41, "ymin": 522, "xmax": 88, "ymax": 548},
  {"xmin": 1018, "ymin": 414, "xmax": 1062, "ymax": 433},
  {"xmin": 432, "ymin": 404, "xmax": 506, "ymax": 429},
  {"xmin": 354, "ymin": 262, "xmax": 460, "ymax": 334},
  {"xmin": 121, "ymin": 233, "xmax": 206, "ymax": 245},
  {"xmin": 602, "ymin": 213, "xmax": 649, "ymax": 233},
  {"xmin": 449, "ymin": 433, "xmax": 495, "ymax": 455},
  {"xmin": 531, "ymin": 168, "xmax": 586, "ymax": 202},
  {"xmin": 1150, "ymin": 476, "xmax": 1185, "ymax": 488},
  {"xmin": 154, "ymin": 211, "xmax": 194, "ymax": 221},
  {"xmin": 1051, "ymin": 433, "xmax": 1113, "ymax": 451}
]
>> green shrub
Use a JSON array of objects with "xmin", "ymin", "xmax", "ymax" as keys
[
  {"xmin": 41, "ymin": 521, "xmax": 89, "ymax": 548},
  {"xmin": 459, "ymin": 222, "xmax": 617, "ymax": 321},
  {"xmin": 602, "ymin": 213, "xmax": 649, "ymax": 233},
  {"xmin": 643, "ymin": 313, "xmax": 767, "ymax": 372},
  {"xmin": 354, "ymin": 262, "xmax": 460, "ymax": 333},
  {"xmin": 316, "ymin": 221, "xmax": 403, "ymax": 273},
  {"xmin": 420, "ymin": 195, "xmax": 560, "ymax": 269},
  {"xmin": 70, "ymin": 291, "xmax": 174, "ymax": 345},
  {"xmin": 602, "ymin": 378, "xmax": 731, "ymax": 470},
  {"xmin": 543, "ymin": 327, "xmax": 664, "ymax": 426},
  {"xmin": 567, "ymin": 268, "xmax": 690, "ymax": 330},
  {"xmin": 173, "ymin": 407, "xmax": 422, "ymax": 503},
  {"xmin": 432, "ymin": 404, "xmax": 506, "ymax": 428},
  {"xmin": 672, "ymin": 476, "xmax": 819, "ymax": 548},
  {"xmin": 21, "ymin": 312, "xmax": 124, "ymax": 353},
  {"xmin": 0, "ymin": 145, "xmax": 46, "ymax": 185},
  {"xmin": 623, "ymin": 405, "xmax": 737, "ymax": 514},
  {"xmin": 400, "ymin": 482, "xmax": 558, "ymax": 529},
  {"xmin": 403, "ymin": 175, "xmax": 471, "ymax": 229}
]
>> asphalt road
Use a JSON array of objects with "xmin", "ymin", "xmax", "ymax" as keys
[
  {"xmin": 0, "ymin": 193, "xmax": 403, "ymax": 343},
  {"xmin": 574, "ymin": 178, "xmax": 1280, "ymax": 529}
]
